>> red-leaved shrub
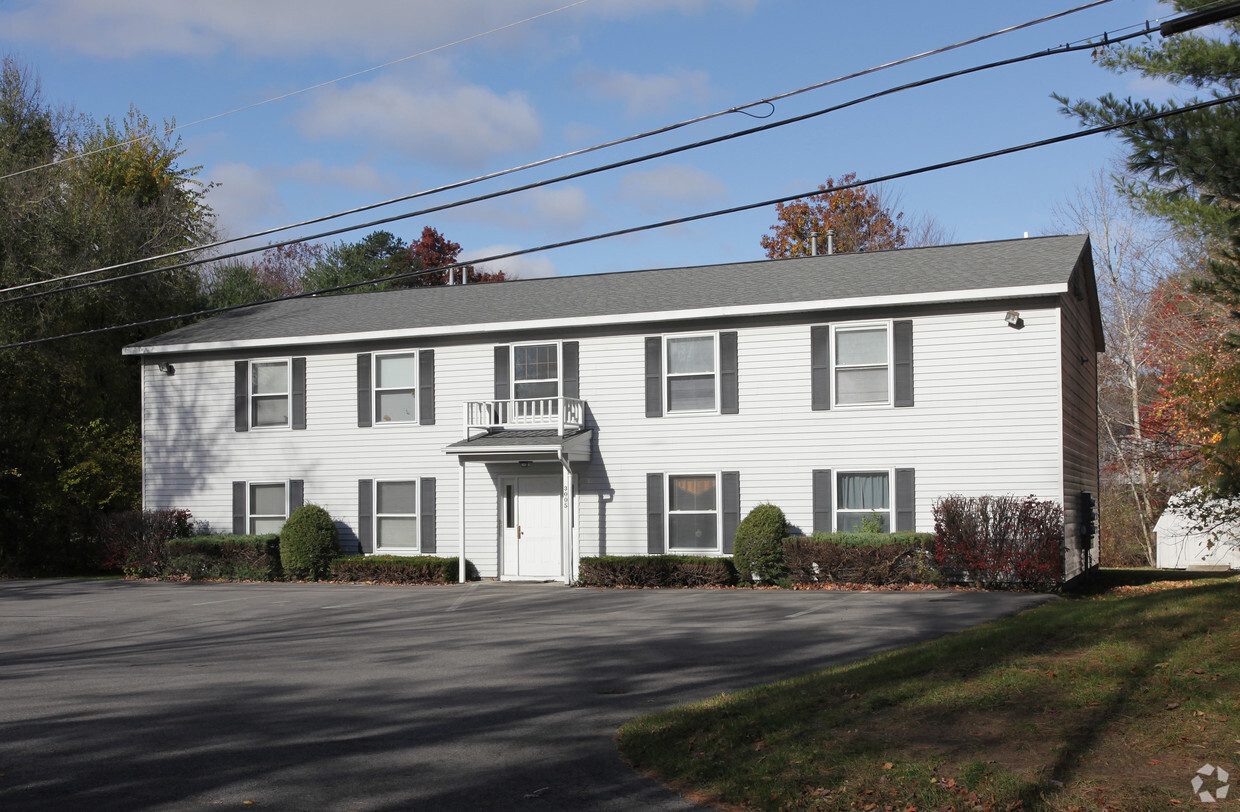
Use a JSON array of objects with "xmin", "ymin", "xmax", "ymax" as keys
[
  {"xmin": 95, "ymin": 509, "xmax": 194, "ymax": 577},
  {"xmin": 931, "ymin": 495, "xmax": 1062, "ymax": 589}
]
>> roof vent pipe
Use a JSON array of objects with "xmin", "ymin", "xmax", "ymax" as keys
[
  {"xmin": 810, "ymin": 231, "xmax": 818, "ymax": 257},
  {"xmin": 826, "ymin": 229, "xmax": 835, "ymax": 255}
]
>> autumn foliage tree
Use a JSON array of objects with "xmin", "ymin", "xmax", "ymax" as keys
[{"xmin": 760, "ymin": 173, "xmax": 909, "ymax": 258}]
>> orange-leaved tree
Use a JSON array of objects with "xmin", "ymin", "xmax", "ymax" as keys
[{"xmin": 759, "ymin": 173, "xmax": 908, "ymax": 258}]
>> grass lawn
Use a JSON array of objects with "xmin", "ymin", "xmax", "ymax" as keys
[{"xmin": 618, "ymin": 570, "xmax": 1240, "ymax": 810}]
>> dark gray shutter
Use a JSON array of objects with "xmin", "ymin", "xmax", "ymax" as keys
[
  {"xmin": 234, "ymin": 361, "xmax": 249, "ymax": 431},
  {"xmin": 356, "ymin": 354, "xmax": 372, "ymax": 427},
  {"xmin": 420, "ymin": 477, "xmax": 436, "ymax": 553},
  {"xmin": 562, "ymin": 341, "xmax": 579, "ymax": 399},
  {"xmin": 812, "ymin": 469, "xmax": 832, "ymax": 534},
  {"xmin": 494, "ymin": 345, "xmax": 510, "ymax": 400},
  {"xmin": 811, "ymin": 326, "xmax": 831, "ymax": 411},
  {"xmin": 893, "ymin": 320, "xmax": 914, "ymax": 408},
  {"xmin": 358, "ymin": 479, "xmax": 373, "ymax": 553},
  {"xmin": 720, "ymin": 331, "xmax": 738, "ymax": 415},
  {"xmin": 895, "ymin": 468, "xmax": 915, "ymax": 532},
  {"xmin": 647, "ymin": 473, "xmax": 665, "ymax": 554},
  {"xmin": 419, "ymin": 350, "xmax": 436, "ymax": 425},
  {"xmin": 721, "ymin": 471, "xmax": 740, "ymax": 554},
  {"xmin": 644, "ymin": 337, "xmax": 662, "ymax": 418},
  {"xmin": 232, "ymin": 481, "xmax": 247, "ymax": 534},
  {"xmin": 291, "ymin": 357, "xmax": 307, "ymax": 430},
  {"xmin": 289, "ymin": 479, "xmax": 304, "ymax": 511}
]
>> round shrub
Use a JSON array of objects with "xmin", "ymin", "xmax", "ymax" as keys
[
  {"xmin": 732, "ymin": 503, "xmax": 789, "ymax": 585},
  {"xmin": 279, "ymin": 504, "xmax": 340, "ymax": 580}
]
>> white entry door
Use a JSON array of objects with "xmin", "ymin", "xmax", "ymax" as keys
[{"xmin": 502, "ymin": 476, "xmax": 563, "ymax": 579}]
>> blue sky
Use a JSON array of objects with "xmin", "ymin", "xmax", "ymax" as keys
[{"xmin": 1, "ymin": 0, "xmax": 1179, "ymax": 280}]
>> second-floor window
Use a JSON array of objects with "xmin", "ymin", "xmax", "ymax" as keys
[
  {"xmin": 375, "ymin": 352, "xmax": 417, "ymax": 423},
  {"xmin": 251, "ymin": 361, "xmax": 290, "ymax": 428},
  {"xmin": 666, "ymin": 334, "xmax": 716, "ymax": 412},
  {"xmin": 513, "ymin": 343, "xmax": 559, "ymax": 400},
  {"xmin": 834, "ymin": 324, "xmax": 890, "ymax": 406}
]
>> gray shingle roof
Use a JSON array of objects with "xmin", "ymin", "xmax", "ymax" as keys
[{"xmin": 127, "ymin": 234, "xmax": 1089, "ymax": 351}]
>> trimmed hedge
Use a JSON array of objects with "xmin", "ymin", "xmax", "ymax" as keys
[
  {"xmin": 783, "ymin": 533, "xmax": 936, "ymax": 586},
  {"xmin": 577, "ymin": 555, "xmax": 737, "ymax": 588},
  {"xmin": 279, "ymin": 504, "xmax": 340, "ymax": 580},
  {"xmin": 328, "ymin": 555, "xmax": 478, "ymax": 584},
  {"xmin": 164, "ymin": 534, "xmax": 281, "ymax": 581},
  {"xmin": 733, "ymin": 504, "xmax": 789, "ymax": 586}
]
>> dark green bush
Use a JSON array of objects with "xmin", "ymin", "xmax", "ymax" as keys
[
  {"xmin": 577, "ymin": 555, "xmax": 737, "ymax": 588},
  {"xmin": 783, "ymin": 533, "xmax": 937, "ymax": 586},
  {"xmin": 279, "ymin": 504, "xmax": 340, "ymax": 580},
  {"xmin": 732, "ymin": 504, "xmax": 789, "ymax": 586},
  {"xmin": 164, "ymin": 534, "xmax": 281, "ymax": 581},
  {"xmin": 328, "ymin": 555, "xmax": 477, "ymax": 583}
]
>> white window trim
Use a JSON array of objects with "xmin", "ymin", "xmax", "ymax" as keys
[
  {"xmin": 665, "ymin": 471, "xmax": 723, "ymax": 553},
  {"xmin": 831, "ymin": 320, "xmax": 894, "ymax": 409},
  {"xmin": 834, "ymin": 468, "xmax": 894, "ymax": 533},
  {"xmin": 510, "ymin": 340, "xmax": 562, "ymax": 401},
  {"xmin": 374, "ymin": 478, "xmax": 420, "ymax": 552},
  {"xmin": 249, "ymin": 358, "xmax": 292, "ymax": 430},
  {"xmin": 372, "ymin": 350, "xmax": 419, "ymax": 426},
  {"xmin": 248, "ymin": 480, "xmax": 289, "ymax": 535},
  {"xmin": 662, "ymin": 332, "xmax": 720, "ymax": 415}
]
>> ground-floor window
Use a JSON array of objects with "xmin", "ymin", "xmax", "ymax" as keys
[
  {"xmin": 376, "ymin": 480, "xmax": 418, "ymax": 550},
  {"xmin": 836, "ymin": 471, "xmax": 890, "ymax": 533},
  {"xmin": 668, "ymin": 474, "xmax": 718, "ymax": 550},
  {"xmin": 249, "ymin": 482, "xmax": 288, "ymax": 534}
]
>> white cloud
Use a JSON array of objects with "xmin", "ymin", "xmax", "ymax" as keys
[
  {"xmin": 204, "ymin": 161, "xmax": 286, "ymax": 237},
  {"xmin": 617, "ymin": 164, "xmax": 727, "ymax": 213},
  {"xmin": 577, "ymin": 68, "xmax": 712, "ymax": 117},
  {"xmin": 446, "ymin": 184, "xmax": 590, "ymax": 231},
  {"xmin": 282, "ymin": 159, "xmax": 393, "ymax": 194},
  {"xmin": 462, "ymin": 245, "xmax": 558, "ymax": 279},
  {"xmin": 297, "ymin": 78, "xmax": 542, "ymax": 167}
]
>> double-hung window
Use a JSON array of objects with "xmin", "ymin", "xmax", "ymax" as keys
[
  {"xmin": 513, "ymin": 344, "xmax": 559, "ymax": 420},
  {"xmin": 666, "ymin": 335, "xmax": 716, "ymax": 412},
  {"xmin": 836, "ymin": 471, "xmax": 891, "ymax": 533},
  {"xmin": 834, "ymin": 324, "xmax": 890, "ymax": 406},
  {"xmin": 251, "ymin": 361, "xmax": 290, "ymax": 427},
  {"xmin": 249, "ymin": 482, "xmax": 288, "ymax": 534},
  {"xmin": 375, "ymin": 352, "xmax": 417, "ymax": 423},
  {"xmin": 375, "ymin": 480, "xmax": 418, "ymax": 550},
  {"xmin": 667, "ymin": 474, "xmax": 718, "ymax": 550}
]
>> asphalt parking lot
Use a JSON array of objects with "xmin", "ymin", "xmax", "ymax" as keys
[{"xmin": 0, "ymin": 580, "xmax": 1051, "ymax": 811}]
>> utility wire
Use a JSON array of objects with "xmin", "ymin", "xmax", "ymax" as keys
[
  {"xmin": 2, "ymin": 20, "xmax": 1157, "ymax": 306},
  {"xmin": 5, "ymin": 90, "xmax": 1237, "ymax": 351},
  {"xmin": 0, "ymin": 0, "xmax": 595, "ymax": 184},
  {"xmin": 0, "ymin": 0, "xmax": 1115, "ymax": 296}
]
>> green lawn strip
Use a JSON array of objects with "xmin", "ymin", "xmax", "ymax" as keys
[{"xmin": 618, "ymin": 576, "xmax": 1240, "ymax": 811}]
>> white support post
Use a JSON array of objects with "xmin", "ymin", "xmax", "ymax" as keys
[
  {"xmin": 561, "ymin": 453, "xmax": 572, "ymax": 583},
  {"xmin": 458, "ymin": 457, "xmax": 467, "ymax": 583}
]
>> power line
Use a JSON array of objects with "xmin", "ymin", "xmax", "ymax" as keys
[
  {"xmin": 0, "ymin": 0, "xmax": 595, "ymax": 184},
  {"xmin": 2, "ymin": 19, "xmax": 1156, "ymax": 306},
  {"xmin": 0, "ymin": 0, "xmax": 1115, "ymax": 297},
  {"xmin": 5, "ymin": 90, "xmax": 1236, "ymax": 351}
]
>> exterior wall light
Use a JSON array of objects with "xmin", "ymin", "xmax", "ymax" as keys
[{"xmin": 1004, "ymin": 310, "xmax": 1022, "ymax": 328}]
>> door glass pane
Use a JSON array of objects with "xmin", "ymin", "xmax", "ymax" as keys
[
  {"xmin": 669, "ymin": 476, "xmax": 716, "ymax": 511},
  {"xmin": 514, "ymin": 381, "xmax": 558, "ymax": 400},
  {"xmin": 514, "ymin": 344, "xmax": 557, "ymax": 381},
  {"xmin": 377, "ymin": 517, "xmax": 418, "ymax": 548},
  {"xmin": 836, "ymin": 368, "xmax": 888, "ymax": 404},
  {"xmin": 251, "ymin": 483, "xmax": 286, "ymax": 516},
  {"xmin": 251, "ymin": 362, "xmax": 288, "ymax": 395},
  {"xmin": 667, "ymin": 336, "xmax": 714, "ymax": 374},
  {"xmin": 376, "ymin": 391, "xmax": 416, "ymax": 422},
  {"xmin": 377, "ymin": 481, "xmax": 417, "ymax": 515},
  {"xmin": 376, "ymin": 353, "xmax": 417, "ymax": 388},
  {"xmin": 836, "ymin": 328, "xmax": 887, "ymax": 365},
  {"xmin": 667, "ymin": 375, "xmax": 715, "ymax": 411},
  {"xmin": 253, "ymin": 396, "xmax": 289, "ymax": 426},
  {"xmin": 669, "ymin": 514, "xmax": 717, "ymax": 549}
]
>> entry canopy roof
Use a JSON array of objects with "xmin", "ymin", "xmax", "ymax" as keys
[{"xmin": 444, "ymin": 429, "xmax": 593, "ymax": 463}]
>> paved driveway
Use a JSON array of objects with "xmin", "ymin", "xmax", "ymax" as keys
[{"xmin": 0, "ymin": 580, "xmax": 1050, "ymax": 810}]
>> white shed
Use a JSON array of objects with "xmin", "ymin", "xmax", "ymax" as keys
[{"xmin": 1155, "ymin": 491, "xmax": 1240, "ymax": 570}]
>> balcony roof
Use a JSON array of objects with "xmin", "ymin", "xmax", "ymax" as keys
[{"xmin": 444, "ymin": 429, "xmax": 593, "ymax": 462}]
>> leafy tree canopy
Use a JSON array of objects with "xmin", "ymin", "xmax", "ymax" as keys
[{"xmin": 760, "ymin": 173, "xmax": 909, "ymax": 258}]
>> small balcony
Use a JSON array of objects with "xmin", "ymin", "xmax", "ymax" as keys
[{"xmin": 463, "ymin": 397, "xmax": 586, "ymax": 438}]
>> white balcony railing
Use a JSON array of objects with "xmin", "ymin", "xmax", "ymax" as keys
[{"xmin": 463, "ymin": 397, "xmax": 585, "ymax": 438}]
